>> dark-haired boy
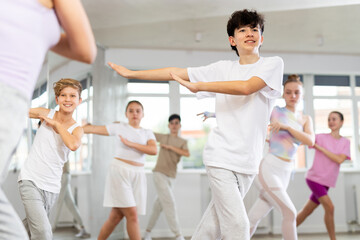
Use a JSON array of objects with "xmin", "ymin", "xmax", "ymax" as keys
[
  {"xmin": 109, "ymin": 9, "xmax": 283, "ymax": 240},
  {"xmin": 144, "ymin": 114, "xmax": 189, "ymax": 240}
]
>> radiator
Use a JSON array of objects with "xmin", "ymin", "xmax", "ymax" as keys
[{"xmin": 354, "ymin": 184, "xmax": 360, "ymax": 223}]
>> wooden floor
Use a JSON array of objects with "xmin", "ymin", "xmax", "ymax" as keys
[{"xmin": 54, "ymin": 227, "xmax": 360, "ymax": 240}]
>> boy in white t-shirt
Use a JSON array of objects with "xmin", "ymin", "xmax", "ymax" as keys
[
  {"xmin": 108, "ymin": 9, "xmax": 283, "ymax": 239},
  {"xmin": 18, "ymin": 79, "xmax": 83, "ymax": 240}
]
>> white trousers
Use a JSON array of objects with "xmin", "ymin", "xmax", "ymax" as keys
[
  {"xmin": 248, "ymin": 153, "xmax": 297, "ymax": 240},
  {"xmin": 146, "ymin": 172, "xmax": 182, "ymax": 236},
  {"xmin": 191, "ymin": 166, "xmax": 255, "ymax": 240},
  {"xmin": 0, "ymin": 83, "xmax": 29, "ymax": 240}
]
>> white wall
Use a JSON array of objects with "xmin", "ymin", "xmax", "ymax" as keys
[{"xmin": 4, "ymin": 47, "xmax": 360, "ymax": 238}]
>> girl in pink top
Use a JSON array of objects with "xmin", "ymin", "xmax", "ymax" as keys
[{"xmin": 297, "ymin": 111, "xmax": 351, "ymax": 240}]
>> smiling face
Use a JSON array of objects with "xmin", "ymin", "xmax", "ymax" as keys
[
  {"xmin": 55, "ymin": 87, "xmax": 82, "ymax": 113},
  {"xmin": 283, "ymin": 82, "xmax": 302, "ymax": 109},
  {"xmin": 328, "ymin": 112, "xmax": 343, "ymax": 131},
  {"xmin": 125, "ymin": 102, "xmax": 144, "ymax": 126},
  {"xmin": 229, "ymin": 25, "xmax": 263, "ymax": 55}
]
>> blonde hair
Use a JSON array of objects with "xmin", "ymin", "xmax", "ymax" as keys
[
  {"xmin": 284, "ymin": 74, "xmax": 302, "ymax": 87},
  {"xmin": 53, "ymin": 78, "xmax": 82, "ymax": 97}
]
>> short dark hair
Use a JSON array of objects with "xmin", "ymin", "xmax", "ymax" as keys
[
  {"xmin": 330, "ymin": 111, "xmax": 344, "ymax": 121},
  {"xmin": 227, "ymin": 9, "xmax": 265, "ymax": 56},
  {"xmin": 168, "ymin": 114, "xmax": 181, "ymax": 122}
]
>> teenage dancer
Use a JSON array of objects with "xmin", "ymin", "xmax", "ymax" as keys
[
  {"xmin": 0, "ymin": 0, "xmax": 96, "ymax": 238},
  {"xmin": 52, "ymin": 161, "xmax": 90, "ymax": 238},
  {"xmin": 108, "ymin": 9, "xmax": 283, "ymax": 239},
  {"xmin": 296, "ymin": 111, "xmax": 350, "ymax": 240},
  {"xmin": 144, "ymin": 114, "xmax": 189, "ymax": 240},
  {"xmin": 247, "ymin": 75, "xmax": 315, "ymax": 240},
  {"xmin": 18, "ymin": 79, "xmax": 83, "ymax": 240},
  {"xmin": 83, "ymin": 100, "xmax": 157, "ymax": 240}
]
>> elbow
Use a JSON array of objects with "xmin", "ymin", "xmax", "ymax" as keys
[
  {"xmin": 80, "ymin": 48, "xmax": 97, "ymax": 64},
  {"xmin": 236, "ymin": 85, "xmax": 252, "ymax": 95},
  {"xmin": 69, "ymin": 142, "xmax": 81, "ymax": 151},
  {"xmin": 75, "ymin": 45, "xmax": 97, "ymax": 64},
  {"xmin": 307, "ymin": 139, "xmax": 315, "ymax": 147},
  {"xmin": 149, "ymin": 148, "xmax": 157, "ymax": 156}
]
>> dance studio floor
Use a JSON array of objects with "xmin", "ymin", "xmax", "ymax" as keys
[{"xmin": 54, "ymin": 227, "xmax": 360, "ymax": 240}]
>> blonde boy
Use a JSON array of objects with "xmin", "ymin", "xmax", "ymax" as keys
[{"xmin": 18, "ymin": 79, "xmax": 83, "ymax": 240}]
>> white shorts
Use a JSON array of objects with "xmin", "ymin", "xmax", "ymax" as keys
[{"xmin": 103, "ymin": 160, "xmax": 147, "ymax": 215}]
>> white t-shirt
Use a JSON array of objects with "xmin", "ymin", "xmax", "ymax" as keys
[
  {"xmin": 106, "ymin": 122, "xmax": 156, "ymax": 164},
  {"xmin": 18, "ymin": 109, "xmax": 80, "ymax": 193},
  {"xmin": 188, "ymin": 57, "xmax": 284, "ymax": 174}
]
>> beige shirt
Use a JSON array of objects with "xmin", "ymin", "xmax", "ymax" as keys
[{"xmin": 153, "ymin": 133, "xmax": 188, "ymax": 178}]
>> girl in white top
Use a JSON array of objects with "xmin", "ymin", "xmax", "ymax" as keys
[
  {"xmin": 83, "ymin": 100, "xmax": 157, "ymax": 240},
  {"xmin": 18, "ymin": 79, "xmax": 83, "ymax": 240},
  {"xmin": 247, "ymin": 75, "xmax": 315, "ymax": 240}
]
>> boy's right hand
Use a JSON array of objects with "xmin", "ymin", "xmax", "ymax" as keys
[
  {"xmin": 197, "ymin": 111, "xmax": 216, "ymax": 122},
  {"xmin": 108, "ymin": 62, "xmax": 132, "ymax": 78}
]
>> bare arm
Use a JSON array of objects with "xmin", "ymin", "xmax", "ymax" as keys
[
  {"xmin": 40, "ymin": 116, "xmax": 83, "ymax": 151},
  {"xmin": 314, "ymin": 144, "xmax": 348, "ymax": 164},
  {"xmin": 171, "ymin": 73, "xmax": 267, "ymax": 95},
  {"xmin": 160, "ymin": 144, "xmax": 190, "ymax": 157},
  {"xmin": 270, "ymin": 115, "xmax": 315, "ymax": 146},
  {"xmin": 108, "ymin": 62, "xmax": 189, "ymax": 81},
  {"xmin": 82, "ymin": 123, "xmax": 109, "ymax": 136},
  {"xmin": 29, "ymin": 108, "xmax": 50, "ymax": 119},
  {"xmin": 51, "ymin": 0, "xmax": 97, "ymax": 63},
  {"xmin": 120, "ymin": 136, "xmax": 157, "ymax": 155}
]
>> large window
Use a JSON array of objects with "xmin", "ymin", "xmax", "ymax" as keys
[
  {"xmin": 309, "ymin": 75, "xmax": 357, "ymax": 169},
  {"xmin": 127, "ymin": 80, "xmax": 170, "ymax": 169}
]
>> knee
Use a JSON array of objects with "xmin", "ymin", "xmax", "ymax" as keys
[
  {"xmin": 34, "ymin": 226, "xmax": 52, "ymax": 240},
  {"xmin": 109, "ymin": 211, "xmax": 122, "ymax": 223},
  {"xmin": 126, "ymin": 211, "xmax": 139, "ymax": 224},
  {"xmin": 324, "ymin": 203, "xmax": 335, "ymax": 215},
  {"xmin": 282, "ymin": 206, "xmax": 297, "ymax": 223}
]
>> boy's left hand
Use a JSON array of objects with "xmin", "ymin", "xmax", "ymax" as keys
[
  {"xmin": 171, "ymin": 72, "xmax": 199, "ymax": 93},
  {"xmin": 39, "ymin": 115, "xmax": 59, "ymax": 131},
  {"xmin": 119, "ymin": 135, "xmax": 133, "ymax": 147}
]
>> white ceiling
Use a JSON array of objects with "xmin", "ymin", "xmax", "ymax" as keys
[{"xmin": 81, "ymin": 0, "xmax": 360, "ymax": 55}]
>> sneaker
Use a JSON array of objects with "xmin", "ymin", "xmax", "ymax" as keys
[
  {"xmin": 75, "ymin": 228, "xmax": 91, "ymax": 239},
  {"xmin": 143, "ymin": 231, "xmax": 152, "ymax": 240},
  {"xmin": 175, "ymin": 236, "xmax": 185, "ymax": 240}
]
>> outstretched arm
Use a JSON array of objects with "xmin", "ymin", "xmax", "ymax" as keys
[
  {"xmin": 40, "ymin": 116, "xmax": 83, "ymax": 151},
  {"xmin": 51, "ymin": 0, "xmax": 97, "ymax": 63},
  {"xmin": 108, "ymin": 62, "xmax": 189, "ymax": 81},
  {"xmin": 269, "ymin": 115, "xmax": 315, "ymax": 146},
  {"xmin": 29, "ymin": 108, "xmax": 50, "ymax": 119},
  {"xmin": 314, "ymin": 144, "xmax": 348, "ymax": 164},
  {"xmin": 171, "ymin": 73, "xmax": 267, "ymax": 95},
  {"xmin": 82, "ymin": 123, "xmax": 109, "ymax": 136},
  {"xmin": 160, "ymin": 144, "xmax": 190, "ymax": 157},
  {"xmin": 120, "ymin": 136, "xmax": 157, "ymax": 155}
]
